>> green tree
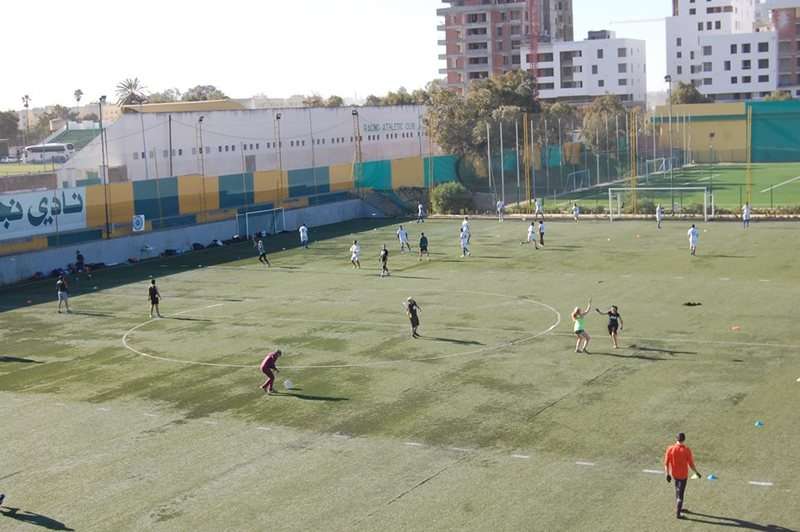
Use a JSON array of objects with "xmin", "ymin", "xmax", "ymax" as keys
[
  {"xmin": 182, "ymin": 85, "xmax": 228, "ymax": 101},
  {"xmin": 364, "ymin": 95, "xmax": 383, "ymax": 106},
  {"xmin": 0, "ymin": 111, "xmax": 19, "ymax": 142},
  {"xmin": 670, "ymin": 82, "xmax": 710, "ymax": 104},
  {"xmin": 82, "ymin": 112, "xmax": 99, "ymax": 122},
  {"xmin": 325, "ymin": 95, "xmax": 345, "ymax": 108},
  {"xmin": 581, "ymin": 94, "xmax": 627, "ymax": 155},
  {"xmin": 764, "ymin": 90, "xmax": 792, "ymax": 101},
  {"xmin": 430, "ymin": 181, "xmax": 473, "ymax": 214},
  {"xmin": 73, "ymin": 89, "xmax": 83, "ymax": 120},
  {"xmin": 116, "ymin": 77, "xmax": 148, "ymax": 106},
  {"xmin": 303, "ymin": 94, "xmax": 325, "ymax": 107},
  {"xmin": 148, "ymin": 88, "xmax": 182, "ymax": 103}
]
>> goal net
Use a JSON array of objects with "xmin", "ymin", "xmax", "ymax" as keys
[
  {"xmin": 645, "ymin": 157, "xmax": 673, "ymax": 177},
  {"xmin": 236, "ymin": 207, "xmax": 286, "ymax": 239},
  {"xmin": 608, "ymin": 187, "xmax": 710, "ymax": 222}
]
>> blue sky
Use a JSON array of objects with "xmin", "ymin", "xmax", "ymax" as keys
[{"xmin": 0, "ymin": 0, "xmax": 669, "ymax": 111}]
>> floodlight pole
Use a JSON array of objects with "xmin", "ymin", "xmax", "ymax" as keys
[{"xmin": 665, "ymin": 75, "xmax": 675, "ymax": 212}]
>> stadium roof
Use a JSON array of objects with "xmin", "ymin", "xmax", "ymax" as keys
[{"xmin": 121, "ymin": 99, "xmax": 246, "ymax": 114}]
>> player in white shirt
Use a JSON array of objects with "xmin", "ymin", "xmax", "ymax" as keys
[
  {"xmin": 687, "ymin": 224, "xmax": 699, "ymax": 256},
  {"xmin": 533, "ymin": 197, "xmax": 543, "ymax": 217},
  {"xmin": 256, "ymin": 239, "xmax": 271, "ymax": 267},
  {"xmin": 572, "ymin": 203, "xmax": 580, "ymax": 223},
  {"xmin": 742, "ymin": 202, "xmax": 752, "ymax": 229},
  {"xmin": 461, "ymin": 216, "xmax": 471, "ymax": 243},
  {"xmin": 459, "ymin": 228, "xmax": 471, "ymax": 257},
  {"xmin": 396, "ymin": 225, "xmax": 411, "ymax": 252},
  {"xmin": 496, "ymin": 199, "xmax": 505, "ymax": 222},
  {"xmin": 417, "ymin": 203, "xmax": 426, "ymax": 223},
  {"xmin": 656, "ymin": 203, "xmax": 664, "ymax": 230},
  {"xmin": 299, "ymin": 224, "xmax": 309, "ymax": 249},
  {"xmin": 349, "ymin": 240, "xmax": 361, "ymax": 269},
  {"xmin": 523, "ymin": 222, "xmax": 540, "ymax": 248}
]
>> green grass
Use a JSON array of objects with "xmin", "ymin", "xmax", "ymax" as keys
[
  {"xmin": 556, "ymin": 162, "xmax": 800, "ymax": 212},
  {"xmin": 2, "ymin": 217, "xmax": 800, "ymax": 531},
  {"xmin": 0, "ymin": 162, "xmax": 57, "ymax": 177}
]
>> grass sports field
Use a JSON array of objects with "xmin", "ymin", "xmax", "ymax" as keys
[
  {"xmin": 556, "ymin": 162, "xmax": 800, "ymax": 212},
  {"xmin": 0, "ymin": 162, "xmax": 56, "ymax": 177},
  {"xmin": 2, "ymin": 217, "xmax": 799, "ymax": 531}
]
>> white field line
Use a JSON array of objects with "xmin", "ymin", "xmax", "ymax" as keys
[
  {"xmin": 697, "ymin": 174, "xmax": 722, "ymax": 182},
  {"xmin": 576, "ymin": 461, "xmax": 596, "ymax": 467},
  {"xmin": 643, "ymin": 469, "xmax": 663, "ymax": 475},
  {"xmin": 96, "ymin": 407, "xmax": 110, "ymax": 412},
  {"xmin": 748, "ymin": 481, "xmax": 774, "ymax": 487},
  {"xmin": 143, "ymin": 413, "xmax": 158, "ymax": 418},
  {"xmin": 511, "ymin": 454, "xmax": 530, "ymax": 459},
  {"xmin": 404, "ymin": 442, "xmax": 424, "ymax": 447},
  {"xmin": 449, "ymin": 447, "xmax": 472, "ymax": 453},
  {"xmin": 256, "ymin": 427, "xmax": 272, "ymax": 432},
  {"xmin": 761, "ymin": 175, "xmax": 800, "ymax": 193}
]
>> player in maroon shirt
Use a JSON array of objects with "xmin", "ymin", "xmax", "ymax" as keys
[{"xmin": 259, "ymin": 350, "xmax": 282, "ymax": 393}]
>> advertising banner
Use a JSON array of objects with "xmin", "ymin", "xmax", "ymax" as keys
[{"xmin": 0, "ymin": 187, "xmax": 87, "ymax": 241}]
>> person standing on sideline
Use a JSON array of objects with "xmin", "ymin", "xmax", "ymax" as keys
[
  {"xmin": 572, "ymin": 202, "xmax": 580, "ymax": 223},
  {"xmin": 259, "ymin": 349, "xmax": 282, "ymax": 393},
  {"xmin": 524, "ymin": 222, "xmax": 540, "ymax": 249},
  {"xmin": 742, "ymin": 202, "xmax": 751, "ymax": 229},
  {"xmin": 664, "ymin": 432, "xmax": 702, "ymax": 519},
  {"xmin": 56, "ymin": 275, "xmax": 70, "ymax": 314},
  {"xmin": 417, "ymin": 202, "xmax": 426, "ymax": 223},
  {"xmin": 534, "ymin": 197, "xmax": 543, "ymax": 218},
  {"xmin": 404, "ymin": 297, "xmax": 422, "ymax": 338},
  {"xmin": 688, "ymin": 224, "xmax": 700, "ymax": 256},
  {"xmin": 538, "ymin": 219, "xmax": 545, "ymax": 247},
  {"xmin": 75, "ymin": 250, "xmax": 85, "ymax": 272},
  {"xmin": 149, "ymin": 279, "xmax": 162, "ymax": 318},
  {"xmin": 379, "ymin": 245, "xmax": 390, "ymax": 277},
  {"xmin": 496, "ymin": 199, "xmax": 505, "ymax": 222},
  {"xmin": 396, "ymin": 225, "xmax": 412, "ymax": 253},
  {"xmin": 571, "ymin": 298, "xmax": 592, "ymax": 353},
  {"xmin": 596, "ymin": 305, "xmax": 623, "ymax": 349},
  {"xmin": 256, "ymin": 238, "xmax": 271, "ymax": 267},
  {"xmin": 419, "ymin": 232, "xmax": 430, "ymax": 261},
  {"xmin": 350, "ymin": 240, "xmax": 361, "ymax": 269},
  {"xmin": 299, "ymin": 223, "xmax": 309, "ymax": 249},
  {"xmin": 656, "ymin": 203, "xmax": 664, "ymax": 230},
  {"xmin": 459, "ymin": 228, "xmax": 471, "ymax": 257},
  {"xmin": 461, "ymin": 216, "xmax": 471, "ymax": 244}
]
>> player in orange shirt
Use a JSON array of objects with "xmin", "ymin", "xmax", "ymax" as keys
[{"xmin": 663, "ymin": 432, "xmax": 702, "ymax": 519}]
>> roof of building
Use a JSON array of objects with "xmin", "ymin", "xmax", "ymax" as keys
[
  {"xmin": 49, "ymin": 128, "xmax": 102, "ymax": 151},
  {"xmin": 121, "ymin": 99, "xmax": 246, "ymax": 114}
]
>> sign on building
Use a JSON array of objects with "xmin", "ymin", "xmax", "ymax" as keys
[{"xmin": 0, "ymin": 188, "xmax": 87, "ymax": 241}]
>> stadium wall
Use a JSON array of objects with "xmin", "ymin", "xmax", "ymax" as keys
[{"xmin": 0, "ymin": 199, "xmax": 380, "ymax": 285}]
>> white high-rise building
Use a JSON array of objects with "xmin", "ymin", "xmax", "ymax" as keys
[{"xmin": 664, "ymin": 0, "xmax": 800, "ymax": 101}]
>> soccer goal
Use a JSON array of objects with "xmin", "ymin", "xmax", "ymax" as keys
[
  {"xmin": 608, "ymin": 187, "xmax": 710, "ymax": 222},
  {"xmin": 236, "ymin": 207, "xmax": 286, "ymax": 239},
  {"xmin": 645, "ymin": 157, "xmax": 673, "ymax": 177},
  {"xmin": 567, "ymin": 169, "xmax": 591, "ymax": 191}
]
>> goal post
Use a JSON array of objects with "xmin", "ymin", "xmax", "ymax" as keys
[
  {"xmin": 236, "ymin": 207, "xmax": 286, "ymax": 239},
  {"xmin": 608, "ymin": 187, "xmax": 709, "ymax": 222},
  {"xmin": 645, "ymin": 157, "xmax": 671, "ymax": 177}
]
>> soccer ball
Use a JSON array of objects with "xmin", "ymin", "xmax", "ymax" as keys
[{"xmin": 283, "ymin": 379, "xmax": 294, "ymax": 390}]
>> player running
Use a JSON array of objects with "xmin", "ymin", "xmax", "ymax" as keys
[
  {"xmin": 596, "ymin": 305, "xmax": 623, "ymax": 349},
  {"xmin": 350, "ymin": 240, "xmax": 361, "ymax": 269},
  {"xmin": 534, "ymin": 197, "xmax": 543, "ymax": 218},
  {"xmin": 524, "ymin": 222, "xmax": 540, "ymax": 249},
  {"xmin": 256, "ymin": 238, "xmax": 271, "ymax": 267},
  {"xmin": 299, "ymin": 223, "xmax": 309, "ymax": 248},
  {"xmin": 404, "ymin": 297, "xmax": 422, "ymax": 338},
  {"xmin": 149, "ymin": 279, "xmax": 162, "ymax": 318},
  {"xmin": 417, "ymin": 202, "xmax": 426, "ymax": 223},
  {"xmin": 687, "ymin": 224, "xmax": 699, "ymax": 256},
  {"xmin": 419, "ymin": 232, "xmax": 430, "ymax": 261},
  {"xmin": 538, "ymin": 219, "xmax": 545, "ymax": 247},
  {"xmin": 656, "ymin": 203, "xmax": 664, "ymax": 230},
  {"xmin": 496, "ymin": 199, "xmax": 505, "ymax": 222},
  {"xmin": 56, "ymin": 274, "xmax": 70, "ymax": 314},
  {"xmin": 461, "ymin": 216, "xmax": 471, "ymax": 243},
  {"xmin": 572, "ymin": 298, "xmax": 592, "ymax": 353},
  {"xmin": 572, "ymin": 202, "xmax": 580, "ymax": 223},
  {"xmin": 459, "ymin": 228, "xmax": 471, "ymax": 257},
  {"xmin": 379, "ymin": 245, "xmax": 390, "ymax": 277},
  {"xmin": 259, "ymin": 349, "xmax": 282, "ymax": 394},
  {"xmin": 664, "ymin": 432, "xmax": 702, "ymax": 519},
  {"xmin": 396, "ymin": 225, "xmax": 412, "ymax": 253},
  {"xmin": 742, "ymin": 202, "xmax": 751, "ymax": 229}
]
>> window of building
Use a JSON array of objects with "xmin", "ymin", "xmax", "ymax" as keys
[
  {"xmin": 697, "ymin": 22, "xmax": 703, "ymax": 31},
  {"xmin": 598, "ymin": 80, "xmax": 605, "ymax": 87},
  {"xmin": 742, "ymin": 59, "xmax": 751, "ymax": 70},
  {"xmin": 512, "ymin": 54, "xmax": 521, "ymax": 64},
  {"xmin": 218, "ymin": 146, "xmax": 223, "ymax": 153},
  {"xmin": 496, "ymin": 26, "xmax": 503, "ymax": 37},
  {"xmin": 133, "ymin": 152, "xmax": 139, "ymax": 160},
  {"xmin": 231, "ymin": 145, "xmax": 235, "ymax": 152},
  {"xmin": 256, "ymin": 143, "xmax": 259, "ymax": 150},
  {"xmin": 162, "ymin": 149, "xmax": 168, "ymax": 158},
  {"xmin": 758, "ymin": 75, "xmax": 769, "ymax": 83},
  {"xmin": 730, "ymin": 44, "xmax": 737, "ymax": 54},
  {"xmin": 465, "ymin": 13, "xmax": 487, "ymax": 23},
  {"xmin": 597, "ymin": 49, "xmax": 603, "ymax": 59},
  {"xmin": 497, "ymin": 41, "xmax": 503, "ymax": 51},
  {"xmin": 178, "ymin": 148, "xmax": 183, "ymax": 156},
  {"xmin": 758, "ymin": 42, "xmax": 769, "ymax": 52},
  {"xmin": 469, "ymin": 56, "xmax": 489, "ymax": 64},
  {"xmin": 715, "ymin": 21, "xmax": 721, "ymax": 30},
  {"xmin": 618, "ymin": 63, "xmax": 627, "ymax": 73},
  {"xmin": 677, "ymin": 66, "xmax": 683, "ymax": 75},
  {"xmin": 758, "ymin": 58, "xmax": 769, "ymax": 69},
  {"xmin": 689, "ymin": 8, "xmax": 696, "ymax": 14},
  {"xmin": 704, "ymin": 78, "xmax": 712, "ymax": 85},
  {"xmin": 703, "ymin": 62, "xmax": 712, "ymax": 72},
  {"xmin": 677, "ymin": 37, "xmax": 682, "ymax": 46},
  {"xmin": 468, "ymin": 42, "xmax": 488, "ymax": 50},
  {"xmin": 743, "ymin": 75, "xmax": 752, "ymax": 83},
  {"xmin": 742, "ymin": 43, "xmax": 751, "ymax": 53},
  {"xmin": 617, "ymin": 47, "xmax": 627, "ymax": 58},
  {"xmin": 677, "ymin": 51, "xmax": 682, "ymax": 59},
  {"xmin": 706, "ymin": 21, "xmax": 712, "ymax": 30},
  {"xmin": 731, "ymin": 76, "xmax": 738, "ymax": 84},
  {"xmin": 724, "ymin": 60, "xmax": 731, "ymax": 71},
  {"xmin": 690, "ymin": 51, "xmax": 695, "ymax": 60},
  {"xmin": 466, "ymin": 27, "xmax": 487, "ymax": 36},
  {"xmin": 618, "ymin": 78, "xmax": 628, "ymax": 86},
  {"xmin": 703, "ymin": 45, "xmax": 712, "ymax": 56},
  {"xmin": 592, "ymin": 65, "xmax": 598, "ymax": 74},
  {"xmin": 290, "ymin": 140, "xmax": 294, "ymax": 147}
]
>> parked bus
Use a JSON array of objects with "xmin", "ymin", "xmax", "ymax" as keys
[{"xmin": 24, "ymin": 143, "xmax": 75, "ymax": 163}]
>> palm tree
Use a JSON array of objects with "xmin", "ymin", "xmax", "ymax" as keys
[
  {"xmin": 74, "ymin": 89, "xmax": 83, "ymax": 122},
  {"xmin": 115, "ymin": 78, "xmax": 147, "ymax": 106}
]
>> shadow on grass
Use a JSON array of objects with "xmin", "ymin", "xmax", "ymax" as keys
[
  {"xmin": 70, "ymin": 310, "xmax": 115, "ymax": 318},
  {"xmin": 0, "ymin": 217, "xmax": 401, "ymax": 315},
  {"xmin": 629, "ymin": 344, "xmax": 696, "ymax": 356},
  {"xmin": 423, "ymin": 336, "xmax": 484, "ymax": 346},
  {"xmin": 0, "ymin": 508, "xmax": 74, "ymax": 531},
  {"xmin": 702, "ymin": 255, "xmax": 755, "ymax": 259},
  {"xmin": 588, "ymin": 351, "xmax": 666, "ymax": 362},
  {"xmin": 271, "ymin": 391, "xmax": 349, "ymax": 402},
  {"xmin": 167, "ymin": 316, "xmax": 213, "ymax": 323},
  {"xmin": 0, "ymin": 356, "xmax": 43, "ymax": 364},
  {"xmin": 682, "ymin": 510, "xmax": 796, "ymax": 531}
]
